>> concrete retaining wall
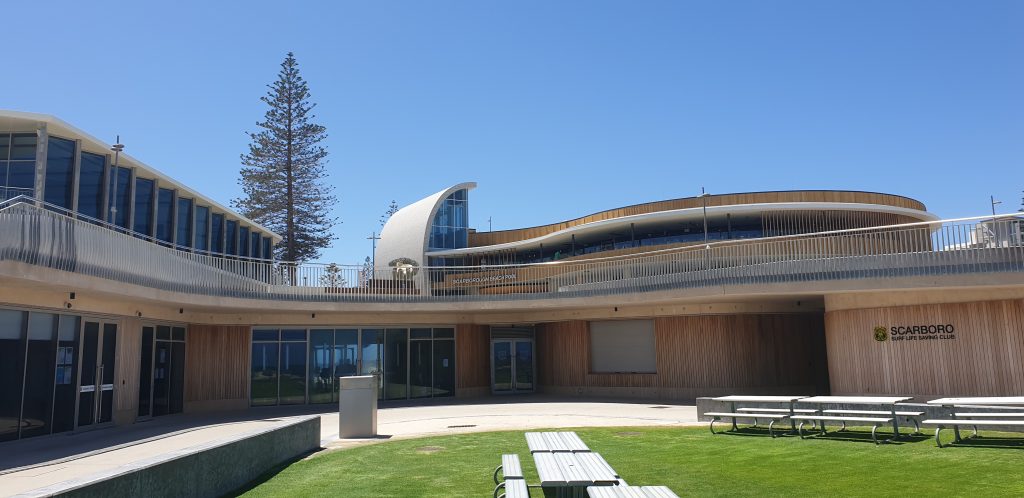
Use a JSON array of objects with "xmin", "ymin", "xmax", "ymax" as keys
[{"xmin": 43, "ymin": 415, "xmax": 320, "ymax": 498}]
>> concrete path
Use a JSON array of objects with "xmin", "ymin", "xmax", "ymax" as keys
[{"xmin": 0, "ymin": 396, "xmax": 697, "ymax": 497}]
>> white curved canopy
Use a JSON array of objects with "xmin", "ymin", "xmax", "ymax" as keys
[{"xmin": 375, "ymin": 182, "xmax": 476, "ymax": 276}]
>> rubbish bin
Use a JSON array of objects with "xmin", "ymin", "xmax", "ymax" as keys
[{"xmin": 338, "ymin": 375, "xmax": 378, "ymax": 438}]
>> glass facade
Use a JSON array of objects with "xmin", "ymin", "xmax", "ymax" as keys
[
  {"xmin": 156, "ymin": 188, "xmax": 175, "ymax": 244},
  {"xmin": 429, "ymin": 189, "xmax": 469, "ymax": 250},
  {"xmin": 77, "ymin": 152, "xmax": 105, "ymax": 220},
  {"xmin": 44, "ymin": 137, "xmax": 76, "ymax": 209},
  {"xmin": 0, "ymin": 132, "xmax": 37, "ymax": 201},
  {"xmin": 251, "ymin": 326, "xmax": 455, "ymax": 406},
  {"xmin": 2, "ymin": 130, "xmax": 274, "ymax": 260},
  {"xmin": 195, "ymin": 205, "xmax": 210, "ymax": 252},
  {"xmin": 176, "ymin": 198, "xmax": 193, "ymax": 249},
  {"xmin": 133, "ymin": 177, "xmax": 155, "ymax": 236},
  {"xmin": 0, "ymin": 307, "xmax": 106, "ymax": 443}
]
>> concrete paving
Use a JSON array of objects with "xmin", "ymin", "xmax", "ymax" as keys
[{"xmin": 0, "ymin": 396, "xmax": 697, "ymax": 497}]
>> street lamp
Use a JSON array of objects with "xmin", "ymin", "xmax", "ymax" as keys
[
  {"xmin": 109, "ymin": 136, "xmax": 124, "ymax": 226},
  {"xmin": 699, "ymin": 187, "xmax": 711, "ymax": 244}
]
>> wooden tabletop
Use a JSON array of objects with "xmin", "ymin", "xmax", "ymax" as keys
[
  {"xmin": 711, "ymin": 395, "xmax": 808, "ymax": 403},
  {"xmin": 927, "ymin": 396, "xmax": 1024, "ymax": 406},
  {"xmin": 799, "ymin": 396, "xmax": 913, "ymax": 404}
]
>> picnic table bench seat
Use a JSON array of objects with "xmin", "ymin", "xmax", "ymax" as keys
[
  {"xmin": 789, "ymin": 415, "xmax": 894, "ymax": 444},
  {"xmin": 922, "ymin": 418, "xmax": 1024, "ymax": 447},
  {"xmin": 587, "ymin": 485, "xmax": 680, "ymax": 497},
  {"xmin": 498, "ymin": 479, "xmax": 530, "ymax": 498},
  {"xmin": 822, "ymin": 409, "xmax": 924, "ymax": 432},
  {"xmin": 736, "ymin": 407, "xmax": 818, "ymax": 413},
  {"xmin": 494, "ymin": 454, "xmax": 527, "ymax": 498},
  {"xmin": 704, "ymin": 411, "xmax": 791, "ymax": 438}
]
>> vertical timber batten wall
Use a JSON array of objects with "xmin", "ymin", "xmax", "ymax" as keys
[
  {"xmin": 185, "ymin": 325, "xmax": 250, "ymax": 412},
  {"xmin": 825, "ymin": 299, "xmax": 1024, "ymax": 398},
  {"xmin": 535, "ymin": 314, "xmax": 828, "ymax": 400},
  {"xmin": 456, "ymin": 324, "xmax": 490, "ymax": 397}
]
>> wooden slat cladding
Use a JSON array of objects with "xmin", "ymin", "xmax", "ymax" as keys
[
  {"xmin": 113, "ymin": 317, "xmax": 142, "ymax": 414},
  {"xmin": 825, "ymin": 299, "xmax": 1024, "ymax": 397},
  {"xmin": 469, "ymin": 191, "xmax": 927, "ymax": 246},
  {"xmin": 535, "ymin": 314, "xmax": 827, "ymax": 396},
  {"xmin": 456, "ymin": 324, "xmax": 490, "ymax": 389},
  {"xmin": 184, "ymin": 325, "xmax": 250, "ymax": 403}
]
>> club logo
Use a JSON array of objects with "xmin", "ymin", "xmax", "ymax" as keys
[{"xmin": 873, "ymin": 326, "xmax": 888, "ymax": 342}]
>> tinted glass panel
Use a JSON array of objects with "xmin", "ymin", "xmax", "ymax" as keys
[
  {"xmin": 432, "ymin": 339, "xmax": 455, "ymax": 397},
  {"xmin": 78, "ymin": 322, "xmax": 98, "ymax": 427},
  {"xmin": 334, "ymin": 329, "xmax": 358, "ymax": 379},
  {"xmin": 282, "ymin": 329, "xmax": 306, "ymax": 341},
  {"xmin": 52, "ymin": 316, "xmax": 79, "ymax": 433},
  {"xmin": 252, "ymin": 329, "xmax": 278, "ymax": 341},
  {"xmin": 22, "ymin": 313, "xmax": 57, "ymax": 438},
  {"xmin": 138, "ymin": 327, "xmax": 153, "ymax": 417},
  {"xmin": 176, "ymin": 198, "xmax": 193, "ymax": 248},
  {"xmin": 308, "ymin": 330, "xmax": 333, "ymax": 404},
  {"xmin": 385, "ymin": 329, "xmax": 408, "ymax": 400},
  {"xmin": 409, "ymin": 339, "xmax": 431, "ymax": 399},
  {"xmin": 107, "ymin": 166, "xmax": 131, "ymax": 228},
  {"xmin": 156, "ymin": 325, "xmax": 170, "ymax": 340},
  {"xmin": 194, "ymin": 206, "xmax": 210, "ymax": 252},
  {"xmin": 8, "ymin": 161, "xmax": 35, "ymax": 190},
  {"xmin": 360, "ymin": 329, "xmax": 383, "ymax": 398},
  {"xmin": 44, "ymin": 137, "xmax": 75, "ymax": 209},
  {"xmin": 251, "ymin": 232, "xmax": 261, "ymax": 259},
  {"xmin": 10, "ymin": 134, "xmax": 36, "ymax": 160},
  {"xmin": 238, "ymin": 227, "xmax": 250, "ymax": 257},
  {"xmin": 410, "ymin": 328, "xmax": 431, "ymax": 339},
  {"xmin": 211, "ymin": 214, "xmax": 224, "ymax": 254},
  {"xmin": 172, "ymin": 327, "xmax": 185, "ymax": 342},
  {"xmin": 133, "ymin": 178, "xmax": 155, "ymax": 236},
  {"xmin": 169, "ymin": 342, "xmax": 185, "ymax": 414},
  {"xmin": 156, "ymin": 189, "xmax": 174, "ymax": 243},
  {"xmin": 77, "ymin": 152, "xmax": 105, "ymax": 220},
  {"xmin": 279, "ymin": 342, "xmax": 306, "ymax": 404},
  {"xmin": 226, "ymin": 220, "xmax": 238, "ymax": 255},
  {"xmin": 0, "ymin": 310, "xmax": 25, "ymax": 441},
  {"xmin": 0, "ymin": 134, "xmax": 9, "ymax": 159},
  {"xmin": 250, "ymin": 342, "xmax": 278, "ymax": 406},
  {"xmin": 262, "ymin": 237, "xmax": 272, "ymax": 261},
  {"xmin": 433, "ymin": 328, "xmax": 455, "ymax": 339}
]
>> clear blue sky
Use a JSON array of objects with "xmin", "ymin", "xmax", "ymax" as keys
[{"xmin": 2, "ymin": 1, "xmax": 1021, "ymax": 264}]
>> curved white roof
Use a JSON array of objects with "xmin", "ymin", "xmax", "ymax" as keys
[
  {"xmin": 426, "ymin": 201, "xmax": 938, "ymax": 257},
  {"xmin": 375, "ymin": 182, "xmax": 476, "ymax": 273}
]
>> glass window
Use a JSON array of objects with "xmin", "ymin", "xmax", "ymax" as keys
[
  {"xmin": 334, "ymin": 329, "xmax": 358, "ymax": 379},
  {"xmin": 250, "ymin": 342, "xmax": 278, "ymax": 406},
  {"xmin": 282, "ymin": 329, "xmax": 306, "ymax": 341},
  {"xmin": 176, "ymin": 198, "xmax": 193, "ymax": 248},
  {"xmin": 385, "ymin": 329, "xmax": 408, "ymax": 400},
  {"xmin": 238, "ymin": 226, "xmax": 250, "ymax": 257},
  {"xmin": 77, "ymin": 152, "xmax": 105, "ymax": 220},
  {"xmin": 133, "ymin": 178, "xmax": 155, "ymax": 236},
  {"xmin": 433, "ymin": 328, "xmax": 455, "ymax": 339},
  {"xmin": 211, "ymin": 213, "xmax": 225, "ymax": 254},
  {"xmin": 360, "ymin": 329, "xmax": 383, "ymax": 397},
  {"xmin": 6, "ymin": 161, "xmax": 36, "ymax": 200},
  {"xmin": 410, "ymin": 328, "xmax": 432, "ymax": 339},
  {"xmin": 308, "ymin": 330, "xmax": 333, "ymax": 404},
  {"xmin": 0, "ymin": 309, "xmax": 25, "ymax": 442},
  {"xmin": 107, "ymin": 166, "xmax": 131, "ymax": 228},
  {"xmin": 252, "ymin": 329, "xmax": 278, "ymax": 341},
  {"xmin": 156, "ymin": 188, "xmax": 174, "ymax": 243},
  {"xmin": 44, "ymin": 137, "xmax": 75, "ymax": 209},
  {"xmin": 22, "ymin": 313, "xmax": 57, "ymax": 439},
  {"xmin": 428, "ymin": 190, "xmax": 469, "ymax": 250},
  {"xmin": 0, "ymin": 134, "xmax": 8, "ymax": 160},
  {"xmin": 194, "ymin": 206, "xmax": 210, "ymax": 252},
  {"xmin": 279, "ymin": 340, "xmax": 306, "ymax": 405},
  {"xmin": 262, "ymin": 237, "xmax": 272, "ymax": 261},
  {"xmin": 251, "ymin": 232, "xmax": 261, "ymax": 259},
  {"xmin": 226, "ymin": 220, "xmax": 238, "ymax": 255},
  {"xmin": 10, "ymin": 134, "xmax": 36, "ymax": 160},
  {"xmin": 172, "ymin": 327, "xmax": 186, "ymax": 342},
  {"xmin": 52, "ymin": 315, "xmax": 79, "ymax": 434}
]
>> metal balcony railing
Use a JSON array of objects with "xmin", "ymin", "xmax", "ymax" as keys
[{"xmin": 1, "ymin": 196, "xmax": 1022, "ymax": 303}]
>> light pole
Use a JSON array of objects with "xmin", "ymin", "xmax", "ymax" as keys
[
  {"xmin": 367, "ymin": 231, "xmax": 381, "ymax": 279},
  {"xmin": 700, "ymin": 187, "xmax": 711, "ymax": 244},
  {"xmin": 109, "ymin": 136, "xmax": 124, "ymax": 226}
]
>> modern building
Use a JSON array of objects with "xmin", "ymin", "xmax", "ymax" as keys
[{"xmin": 1, "ymin": 111, "xmax": 1023, "ymax": 446}]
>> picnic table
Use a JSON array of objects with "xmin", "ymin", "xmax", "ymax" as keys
[
  {"xmin": 796, "ymin": 396, "xmax": 914, "ymax": 442},
  {"xmin": 925, "ymin": 396, "xmax": 1024, "ymax": 446},
  {"xmin": 534, "ymin": 451, "xmax": 619, "ymax": 497},
  {"xmin": 710, "ymin": 395, "xmax": 809, "ymax": 431},
  {"xmin": 587, "ymin": 485, "xmax": 680, "ymax": 497}
]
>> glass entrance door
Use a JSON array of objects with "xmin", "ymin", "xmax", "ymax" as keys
[
  {"xmin": 491, "ymin": 339, "xmax": 533, "ymax": 393},
  {"xmin": 77, "ymin": 321, "xmax": 116, "ymax": 428}
]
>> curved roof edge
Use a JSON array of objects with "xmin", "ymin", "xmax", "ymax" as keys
[
  {"xmin": 0, "ymin": 109, "xmax": 282, "ymax": 242},
  {"xmin": 427, "ymin": 201, "xmax": 938, "ymax": 256}
]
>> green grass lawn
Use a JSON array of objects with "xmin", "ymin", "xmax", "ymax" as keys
[{"xmin": 235, "ymin": 426, "xmax": 1024, "ymax": 497}]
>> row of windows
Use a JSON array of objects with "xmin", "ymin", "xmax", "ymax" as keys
[{"xmin": 33, "ymin": 135, "xmax": 274, "ymax": 260}]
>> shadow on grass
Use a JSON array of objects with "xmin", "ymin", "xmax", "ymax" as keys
[
  {"xmin": 221, "ymin": 447, "xmax": 323, "ymax": 498},
  {"xmin": 800, "ymin": 430, "xmax": 932, "ymax": 445},
  {"xmin": 942, "ymin": 435, "xmax": 1024, "ymax": 450}
]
